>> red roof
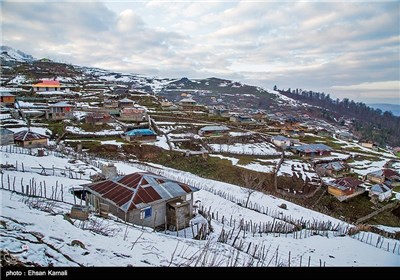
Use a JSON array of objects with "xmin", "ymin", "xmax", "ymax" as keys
[
  {"xmin": 32, "ymin": 80, "xmax": 60, "ymax": 87},
  {"xmin": 84, "ymin": 172, "xmax": 199, "ymax": 212},
  {"xmin": 333, "ymin": 177, "xmax": 363, "ymax": 189}
]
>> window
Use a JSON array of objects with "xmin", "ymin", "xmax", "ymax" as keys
[{"xmin": 140, "ymin": 207, "xmax": 152, "ymax": 219}]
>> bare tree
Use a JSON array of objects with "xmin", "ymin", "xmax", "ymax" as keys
[{"xmin": 239, "ymin": 169, "xmax": 265, "ymax": 208}]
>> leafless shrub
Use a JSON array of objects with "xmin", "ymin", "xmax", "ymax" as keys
[
  {"xmin": 24, "ymin": 198, "xmax": 57, "ymax": 214},
  {"xmin": 83, "ymin": 219, "xmax": 120, "ymax": 237}
]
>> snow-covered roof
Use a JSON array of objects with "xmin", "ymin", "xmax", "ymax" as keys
[
  {"xmin": 49, "ymin": 102, "xmax": 73, "ymax": 107},
  {"xmin": 179, "ymin": 98, "xmax": 196, "ymax": 103},
  {"xmin": 118, "ymin": 98, "xmax": 134, "ymax": 103},
  {"xmin": 84, "ymin": 172, "xmax": 199, "ymax": 211},
  {"xmin": 199, "ymin": 125, "xmax": 229, "ymax": 132}
]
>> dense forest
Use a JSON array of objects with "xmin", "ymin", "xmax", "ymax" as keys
[{"xmin": 274, "ymin": 86, "xmax": 400, "ymax": 147}]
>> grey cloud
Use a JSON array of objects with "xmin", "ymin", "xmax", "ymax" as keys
[{"xmin": 1, "ymin": 1, "xmax": 399, "ymax": 103}]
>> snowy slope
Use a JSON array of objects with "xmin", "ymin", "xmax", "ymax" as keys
[{"xmin": 1, "ymin": 147, "xmax": 399, "ymax": 267}]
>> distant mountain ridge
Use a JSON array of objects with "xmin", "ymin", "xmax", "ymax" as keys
[
  {"xmin": 367, "ymin": 103, "xmax": 400, "ymax": 116},
  {"xmin": 0, "ymin": 45, "xmax": 35, "ymax": 62}
]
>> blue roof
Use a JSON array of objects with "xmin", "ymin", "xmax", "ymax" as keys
[
  {"xmin": 125, "ymin": 129, "xmax": 156, "ymax": 136},
  {"xmin": 0, "ymin": 127, "xmax": 14, "ymax": 135},
  {"xmin": 293, "ymin": 143, "xmax": 332, "ymax": 153},
  {"xmin": 272, "ymin": 135, "xmax": 290, "ymax": 141}
]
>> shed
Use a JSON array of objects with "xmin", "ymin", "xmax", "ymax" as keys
[
  {"xmin": 118, "ymin": 98, "xmax": 135, "ymax": 108},
  {"xmin": 271, "ymin": 135, "xmax": 292, "ymax": 149},
  {"xmin": 83, "ymin": 172, "xmax": 199, "ymax": 229},
  {"xmin": 369, "ymin": 184, "xmax": 392, "ymax": 202},
  {"xmin": 14, "ymin": 130, "xmax": 48, "ymax": 148},
  {"xmin": 291, "ymin": 144, "xmax": 332, "ymax": 157},
  {"xmin": 327, "ymin": 177, "xmax": 363, "ymax": 197},
  {"xmin": 0, "ymin": 127, "xmax": 14, "ymax": 145},
  {"xmin": 198, "ymin": 125, "xmax": 229, "ymax": 137},
  {"xmin": 315, "ymin": 161, "xmax": 351, "ymax": 178},
  {"xmin": 123, "ymin": 129, "xmax": 157, "ymax": 142}
]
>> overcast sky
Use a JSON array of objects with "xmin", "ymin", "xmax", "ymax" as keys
[{"xmin": 1, "ymin": 0, "xmax": 399, "ymax": 104}]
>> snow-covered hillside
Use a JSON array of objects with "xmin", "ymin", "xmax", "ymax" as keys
[
  {"xmin": 1, "ymin": 146, "xmax": 399, "ymax": 267},
  {"xmin": 0, "ymin": 46, "xmax": 35, "ymax": 62}
]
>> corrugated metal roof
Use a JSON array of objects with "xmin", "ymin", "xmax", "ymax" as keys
[
  {"xmin": 272, "ymin": 135, "xmax": 290, "ymax": 141},
  {"xmin": 370, "ymin": 184, "xmax": 391, "ymax": 193},
  {"xmin": 317, "ymin": 161, "xmax": 347, "ymax": 171},
  {"xmin": 332, "ymin": 177, "xmax": 363, "ymax": 189},
  {"xmin": 125, "ymin": 129, "xmax": 156, "ymax": 136},
  {"xmin": 368, "ymin": 168, "xmax": 400, "ymax": 179},
  {"xmin": 14, "ymin": 130, "xmax": 48, "ymax": 141},
  {"xmin": 293, "ymin": 143, "xmax": 332, "ymax": 153},
  {"xmin": 84, "ymin": 172, "xmax": 199, "ymax": 212}
]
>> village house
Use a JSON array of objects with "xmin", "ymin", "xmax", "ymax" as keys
[
  {"xmin": 46, "ymin": 102, "xmax": 74, "ymax": 120},
  {"xmin": 284, "ymin": 116, "xmax": 301, "ymax": 126},
  {"xmin": 85, "ymin": 112, "xmax": 112, "ymax": 125},
  {"xmin": 271, "ymin": 135, "xmax": 292, "ymax": 149},
  {"xmin": 280, "ymin": 127, "xmax": 305, "ymax": 137},
  {"xmin": 316, "ymin": 128, "xmax": 332, "ymax": 137},
  {"xmin": 122, "ymin": 128, "xmax": 157, "ymax": 142},
  {"xmin": 315, "ymin": 161, "xmax": 351, "ymax": 178},
  {"xmin": 82, "ymin": 172, "xmax": 199, "ymax": 229},
  {"xmin": 326, "ymin": 177, "xmax": 364, "ymax": 197},
  {"xmin": 291, "ymin": 143, "xmax": 333, "ymax": 157},
  {"xmin": 118, "ymin": 98, "xmax": 135, "ymax": 108},
  {"xmin": 364, "ymin": 168, "xmax": 400, "ymax": 188},
  {"xmin": 179, "ymin": 97, "xmax": 197, "ymax": 110},
  {"xmin": 0, "ymin": 92, "xmax": 16, "ymax": 108},
  {"xmin": 119, "ymin": 107, "xmax": 148, "ymax": 122},
  {"xmin": 0, "ymin": 127, "xmax": 14, "ymax": 145},
  {"xmin": 368, "ymin": 183, "xmax": 392, "ymax": 202},
  {"xmin": 359, "ymin": 141, "xmax": 379, "ymax": 150},
  {"xmin": 230, "ymin": 115, "xmax": 254, "ymax": 123},
  {"xmin": 336, "ymin": 131, "xmax": 353, "ymax": 141},
  {"xmin": 14, "ymin": 130, "xmax": 48, "ymax": 148},
  {"xmin": 198, "ymin": 125, "xmax": 229, "ymax": 137},
  {"xmin": 32, "ymin": 80, "xmax": 62, "ymax": 92},
  {"xmin": 208, "ymin": 105, "xmax": 230, "ymax": 118}
]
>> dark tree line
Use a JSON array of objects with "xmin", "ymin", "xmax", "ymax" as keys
[{"xmin": 275, "ymin": 87, "xmax": 400, "ymax": 147}]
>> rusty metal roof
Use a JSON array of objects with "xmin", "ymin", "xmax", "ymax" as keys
[
  {"xmin": 14, "ymin": 130, "xmax": 48, "ymax": 141},
  {"xmin": 84, "ymin": 172, "xmax": 199, "ymax": 212}
]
